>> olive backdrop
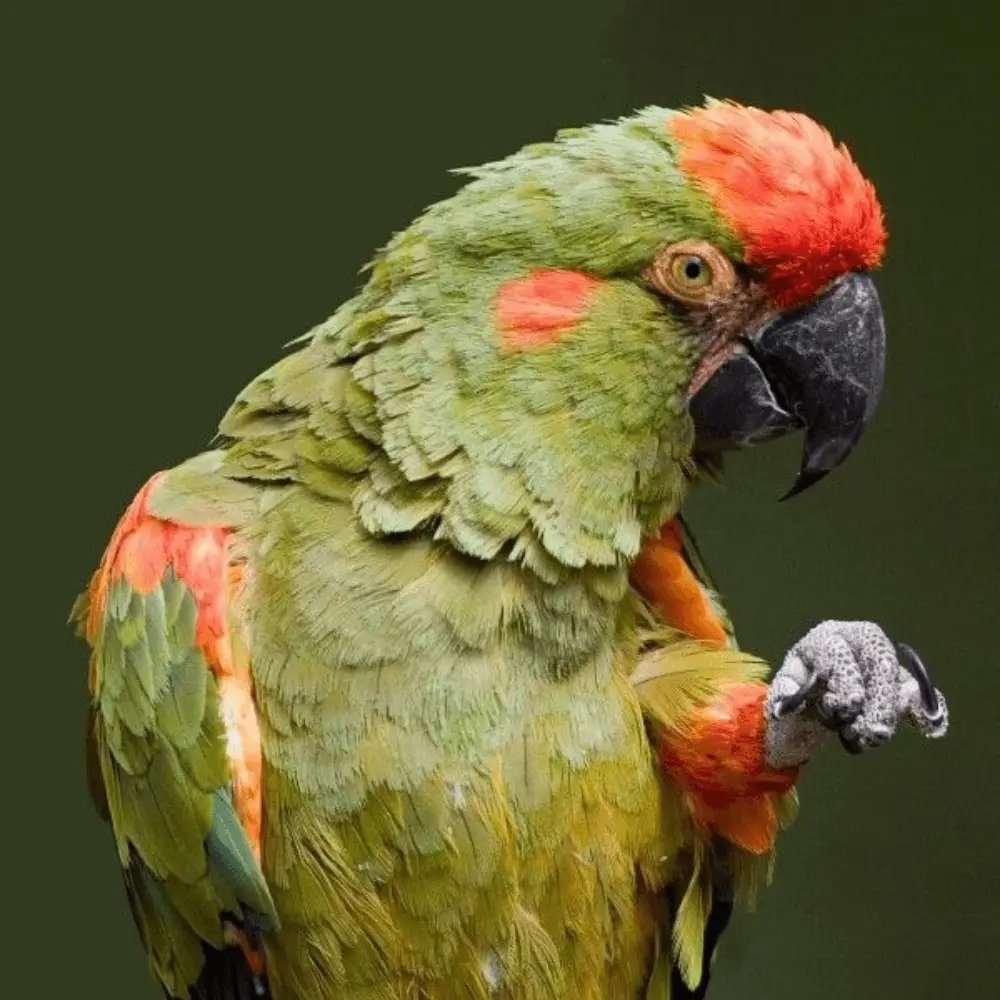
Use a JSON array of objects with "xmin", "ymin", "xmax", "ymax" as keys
[{"xmin": 5, "ymin": 2, "xmax": 998, "ymax": 997}]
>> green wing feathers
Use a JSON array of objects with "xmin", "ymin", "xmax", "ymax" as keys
[{"xmin": 76, "ymin": 488, "xmax": 276, "ymax": 997}]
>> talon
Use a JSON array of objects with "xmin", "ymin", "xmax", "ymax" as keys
[
  {"xmin": 815, "ymin": 697, "xmax": 838, "ymax": 726},
  {"xmin": 819, "ymin": 693, "xmax": 860, "ymax": 727},
  {"xmin": 895, "ymin": 642, "xmax": 940, "ymax": 714},
  {"xmin": 773, "ymin": 670, "xmax": 820, "ymax": 718}
]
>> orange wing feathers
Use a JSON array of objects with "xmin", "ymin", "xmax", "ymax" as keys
[
  {"xmin": 632, "ymin": 521, "xmax": 796, "ymax": 854},
  {"xmin": 660, "ymin": 682, "xmax": 797, "ymax": 854},
  {"xmin": 631, "ymin": 520, "xmax": 729, "ymax": 647}
]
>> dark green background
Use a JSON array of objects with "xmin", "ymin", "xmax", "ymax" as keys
[{"xmin": 6, "ymin": 2, "xmax": 997, "ymax": 997}]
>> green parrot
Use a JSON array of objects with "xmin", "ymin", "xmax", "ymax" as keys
[{"xmin": 72, "ymin": 100, "xmax": 948, "ymax": 1000}]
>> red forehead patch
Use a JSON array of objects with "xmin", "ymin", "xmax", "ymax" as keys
[
  {"xmin": 669, "ymin": 102, "xmax": 886, "ymax": 308},
  {"xmin": 495, "ymin": 269, "xmax": 600, "ymax": 350}
]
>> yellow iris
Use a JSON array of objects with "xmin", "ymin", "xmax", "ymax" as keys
[{"xmin": 671, "ymin": 254, "xmax": 713, "ymax": 290}]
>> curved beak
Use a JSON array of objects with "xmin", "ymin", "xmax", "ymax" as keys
[{"xmin": 689, "ymin": 272, "xmax": 886, "ymax": 498}]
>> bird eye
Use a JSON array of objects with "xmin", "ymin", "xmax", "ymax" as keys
[
  {"xmin": 645, "ymin": 240, "xmax": 737, "ymax": 305},
  {"xmin": 673, "ymin": 254, "xmax": 711, "ymax": 288}
]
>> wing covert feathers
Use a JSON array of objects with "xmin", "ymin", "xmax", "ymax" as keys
[{"xmin": 79, "ymin": 474, "xmax": 275, "ymax": 997}]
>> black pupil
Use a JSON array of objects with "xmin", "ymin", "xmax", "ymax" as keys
[{"xmin": 684, "ymin": 258, "xmax": 703, "ymax": 280}]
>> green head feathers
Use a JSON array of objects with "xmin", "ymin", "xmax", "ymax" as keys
[
  {"xmin": 218, "ymin": 102, "xmax": 886, "ymax": 574},
  {"xmin": 225, "ymin": 108, "xmax": 741, "ymax": 575}
]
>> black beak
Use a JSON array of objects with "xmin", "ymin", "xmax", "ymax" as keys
[{"xmin": 689, "ymin": 272, "xmax": 886, "ymax": 498}]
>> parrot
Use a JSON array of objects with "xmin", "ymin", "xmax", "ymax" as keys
[{"xmin": 72, "ymin": 100, "xmax": 949, "ymax": 1000}]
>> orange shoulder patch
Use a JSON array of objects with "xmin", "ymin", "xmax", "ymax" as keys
[
  {"xmin": 631, "ymin": 520, "xmax": 729, "ymax": 647},
  {"xmin": 660, "ymin": 681, "xmax": 797, "ymax": 854},
  {"xmin": 88, "ymin": 473, "xmax": 263, "ymax": 858},
  {"xmin": 632, "ymin": 519, "xmax": 796, "ymax": 853}
]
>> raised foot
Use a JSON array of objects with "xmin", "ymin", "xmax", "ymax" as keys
[{"xmin": 765, "ymin": 620, "xmax": 948, "ymax": 769}]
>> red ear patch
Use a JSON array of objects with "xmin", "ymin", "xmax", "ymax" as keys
[
  {"xmin": 496, "ymin": 269, "xmax": 600, "ymax": 349},
  {"xmin": 669, "ymin": 103, "xmax": 886, "ymax": 308}
]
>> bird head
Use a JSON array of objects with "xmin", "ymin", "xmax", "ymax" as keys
[
  {"xmin": 665, "ymin": 101, "xmax": 886, "ymax": 498},
  {"xmin": 288, "ymin": 101, "xmax": 887, "ymax": 570}
]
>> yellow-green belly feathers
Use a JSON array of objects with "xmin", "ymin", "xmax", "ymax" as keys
[{"xmin": 236, "ymin": 486, "xmax": 668, "ymax": 1000}]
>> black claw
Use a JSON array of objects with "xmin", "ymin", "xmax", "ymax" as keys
[
  {"xmin": 832, "ymin": 703, "xmax": 862, "ymax": 726},
  {"xmin": 773, "ymin": 671, "xmax": 820, "ymax": 718},
  {"xmin": 895, "ymin": 642, "xmax": 940, "ymax": 714},
  {"xmin": 814, "ymin": 698, "xmax": 837, "ymax": 726},
  {"xmin": 820, "ymin": 695, "xmax": 862, "ymax": 727},
  {"xmin": 839, "ymin": 732, "xmax": 865, "ymax": 755}
]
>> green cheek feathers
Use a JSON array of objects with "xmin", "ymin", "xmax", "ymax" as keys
[{"xmin": 495, "ymin": 270, "xmax": 602, "ymax": 350}]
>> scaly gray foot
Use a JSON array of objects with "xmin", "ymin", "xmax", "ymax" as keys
[{"xmin": 765, "ymin": 620, "xmax": 948, "ymax": 770}]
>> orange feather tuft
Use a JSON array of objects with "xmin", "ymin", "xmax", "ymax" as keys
[
  {"xmin": 631, "ymin": 521, "xmax": 729, "ymax": 647},
  {"xmin": 632, "ymin": 521, "xmax": 797, "ymax": 853},
  {"xmin": 660, "ymin": 682, "xmax": 797, "ymax": 854}
]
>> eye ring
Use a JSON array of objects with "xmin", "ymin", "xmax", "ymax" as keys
[{"xmin": 644, "ymin": 240, "xmax": 737, "ymax": 305}]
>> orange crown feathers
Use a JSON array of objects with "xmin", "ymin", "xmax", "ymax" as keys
[{"xmin": 669, "ymin": 102, "xmax": 887, "ymax": 308}]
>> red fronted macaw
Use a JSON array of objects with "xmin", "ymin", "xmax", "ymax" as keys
[{"xmin": 73, "ymin": 100, "xmax": 947, "ymax": 1000}]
